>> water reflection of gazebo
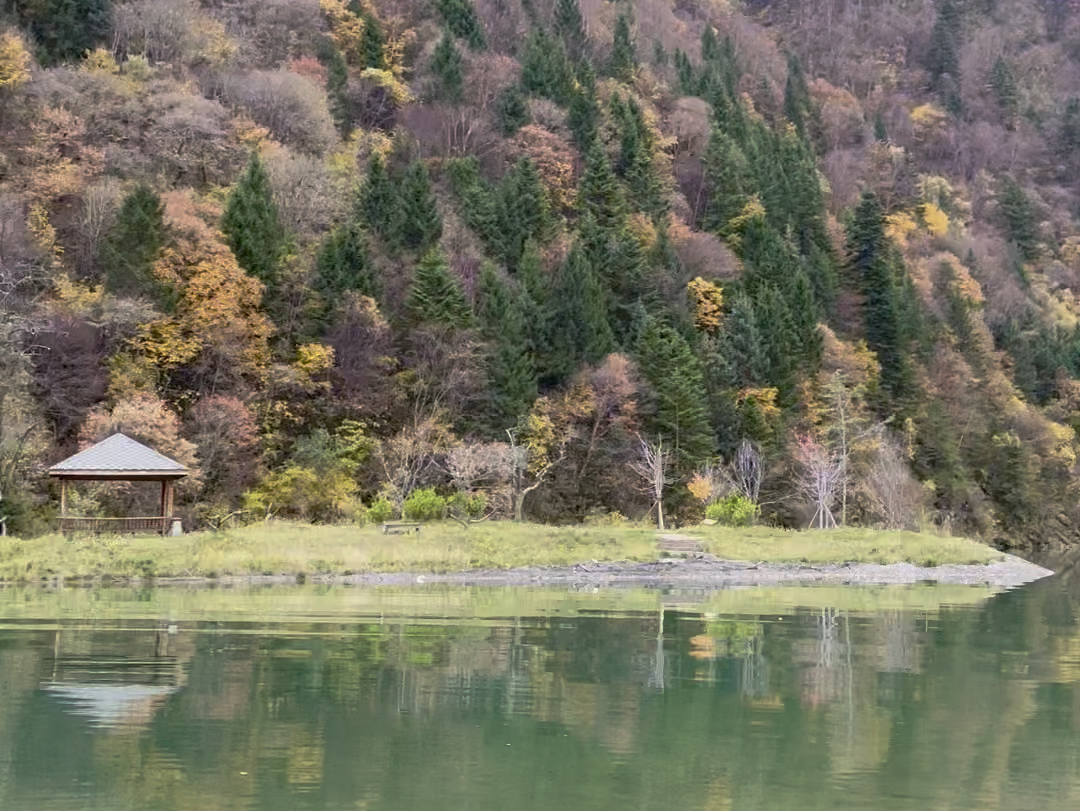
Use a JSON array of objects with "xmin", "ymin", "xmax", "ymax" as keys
[{"xmin": 48, "ymin": 433, "xmax": 188, "ymax": 535}]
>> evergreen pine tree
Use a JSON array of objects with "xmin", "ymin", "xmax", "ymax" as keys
[
  {"xmin": 19, "ymin": 0, "xmax": 111, "ymax": 66},
  {"xmin": 407, "ymin": 248, "xmax": 473, "ymax": 328},
  {"xmin": 496, "ymin": 157, "xmax": 550, "ymax": 267},
  {"xmin": 447, "ymin": 156, "xmax": 501, "ymax": 251},
  {"xmin": 321, "ymin": 43, "xmax": 352, "ymax": 135},
  {"xmin": 496, "ymin": 84, "xmax": 530, "ymax": 135},
  {"xmin": 567, "ymin": 62, "xmax": 601, "ymax": 149},
  {"xmin": 547, "ymin": 244, "xmax": 614, "ymax": 377},
  {"xmin": 755, "ymin": 283, "xmax": 799, "ymax": 402},
  {"xmin": 520, "ymin": 28, "xmax": 574, "ymax": 104},
  {"xmin": 431, "ymin": 33, "xmax": 464, "ymax": 103},
  {"xmin": 221, "ymin": 151, "xmax": 286, "ymax": 286},
  {"xmin": 578, "ymin": 138, "xmax": 626, "ymax": 232},
  {"xmin": 313, "ymin": 223, "xmax": 379, "ymax": 312},
  {"xmin": 990, "ymin": 56, "xmax": 1019, "ymax": 130},
  {"xmin": 782, "ymin": 53, "xmax": 822, "ymax": 149},
  {"xmin": 554, "ymin": 0, "xmax": 589, "ymax": 62},
  {"xmin": 674, "ymin": 49, "xmax": 694, "ymax": 95},
  {"xmin": 358, "ymin": 11, "xmax": 388, "ymax": 69},
  {"xmin": 478, "ymin": 264, "xmax": 538, "ymax": 426},
  {"xmin": 635, "ymin": 318, "xmax": 714, "ymax": 469},
  {"xmin": 357, "ymin": 153, "xmax": 399, "ymax": 242},
  {"xmin": 722, "ymin": 289, "xmax": 768, "ymax": 388},
  {"xmin": 847, "ymin": 191, "xmax": 912, "ymax": 401},
  {"xmin": 927, "ymin": 0, "xmax": 963, "ymax": 104},
  {"xmin": 873, "ymin": 111, "xmax": 889, "ymax": 143},
  {"xmin": 1061, "ymin": 97, "xmax": 1080, "ymax": 176},
  {"xmin": 99, "ymin": 183, "xmax": 168, "ymax": 304},
  {"xmin": 701, "ymin": 127, "xmax": 752, "ymax": 235},
  {"xmin": 397, "ymin": 160, "xmax": 443, "ymax": 252},
  {"xmin": 609, "ymin": 12, "xmax": 636, "ymax": 82},
  {"xmin": 435, "ymin": 0, "xmax": 486, "ymax": 50},
  {"xmin": 997, "ymin": 175, "xmax": 1039, "ymax": 262}
]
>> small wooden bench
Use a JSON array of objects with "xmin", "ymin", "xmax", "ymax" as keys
[{"xmin": 381, "ymin": 522, "xmax": 422, "ymax": 535}]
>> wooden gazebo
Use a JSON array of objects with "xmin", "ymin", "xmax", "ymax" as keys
[{"xmin": 49, "ymin": 433, "xmax": 188, "ymax": 535}]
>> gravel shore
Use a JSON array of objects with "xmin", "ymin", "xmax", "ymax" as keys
[{"xmin": 317, "ymin": 552, "xmax": 1053, "ymax": 590}]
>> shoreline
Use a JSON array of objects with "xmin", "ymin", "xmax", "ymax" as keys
[{"xmin": 26, "ymin": 552, "xmax": 1050, "ymax": 591}]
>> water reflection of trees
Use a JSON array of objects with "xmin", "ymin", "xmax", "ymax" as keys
[{"xmin": 4, "ymin": 584, "xmax": 1080, "ymax": 809}]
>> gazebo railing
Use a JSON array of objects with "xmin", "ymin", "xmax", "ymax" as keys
[{"xmin": 60, "ymin": 516, "xmax": 171, "ymax": 535}]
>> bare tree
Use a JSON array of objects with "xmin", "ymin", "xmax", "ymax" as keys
[
  {"xmin": 795, "ymin": 433, "xmax": 843, "ymax": 529},
  {"xmin": 506, "ymin": 427, "xmax": 564, "ymax": 522},
  {"xmin": 732, "ymin": 438, "xmax": 763, "ymax": 505},
  {"xmin": 631, "ymin": 436, "xmax": 673, "ymax": 530},
  {"xmin": 375, "ymin": 419, "xmax": 455, "ymax": 511},
  {"xmin": 445, "ymin": 441, "xmax": 514, "ymax": 516},
  {"xmin": 864, "ymin": 432, "xmax": 926, "ymax": 530}
]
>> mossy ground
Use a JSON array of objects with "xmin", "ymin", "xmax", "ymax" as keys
[{"xmin": 0, "ymin": 521, "xmax": 1003, "ymax": 583}]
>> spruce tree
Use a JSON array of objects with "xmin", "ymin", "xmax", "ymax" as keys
[
  {"xmin": 783, "ymin": 53, "xmax": 821, "ymax": 148},
  {"xmin": 435, "ymin": 0, "xmax": 486, "ymax": 50},
  {"xmin": 1061, "ymin": 98, "xmax": 1080, "ymax": 173},
  {"xmin": 478, "ymin": 264, "xmax": 537, "ymax": 427},
  {"xmin": 358, "ymin": 11, "xmax": 388, "ymax": 69},
  {"xmin": 431, "ymin": 33, "xmax": 464, "ymax": 103},
  {"xmin": 990, "ymin": 56, "xmax": 1019, "ymax": 129},
  {"xmin": 702, "ymin": 127, "xmax": 752, "ymax": 235},
  {"xmin": 19, "ymin": 0, "xmax": 111, "ymax": 66},
  {"xmin": 723, "ymin": 289, "xmax": 768, "ymax": 388},
  {"xmin": 847, "ymin": 191, "xmax": 912, "ymax": 401},
  {"xmin": 496, "ymin": 156, "xmax": 550, "ymax": 267},
  {"xmin": 407, "ymin": 248, "xmax": 472, "ymax": 328},
  {"xmin": 319, "ymin": 42, "xmax": 352, "ymax": 135},
  {"xmin": 547, "ymin": 244, "xmax": 614, "ymax": 377},
  {"xmin": 926, "ymin": 0, "xmax": 963, "ymax": 107},
  {"xmin": 357, "ymin": 153, "xmax": 399, "ymax": 242},
  {"xmin": 554, "ymin": 0, "xmax": 589, "ymax": 62},
  {"xmin": 567, "ymin": 62, "xmax": 601, "ymax": 149},
  {"xmin": 496, "ymin": 84, "xmax": 530, "ymax": 135},
  {"xmin": 635, "ymin": 318, "xmax": 714, "ymax": 470},
  {"xmin": 578, "ymin": 138, "xmax": 626, "ymax": 233},
  {"xmin": 313, "ymin": 223, "xmax": 379, "ymax": 311},
  {"xmin": 520, "ymin": 28, "xmax": 574, "ymax": 104},
  {"xmin": 397, "ymin": 160, "xmax": 443, "ymax": 252},
  {"xmin": 873, "ymin": 111, "xmax": 889, "ymax": 143},
  {"xmin": 99, "ymin": 183, "xmax": 167, "ymax": 303},
  {"xmin": 221, "ymin": 151, "xmax": 286, "ymax": 285},
  {"xmin": 609, "ymin": 12, "xmax": 636, "ymax": 82},
  {"xmin": 997, "ymin": 176, "xmax": 1039, "ymax": 262}
]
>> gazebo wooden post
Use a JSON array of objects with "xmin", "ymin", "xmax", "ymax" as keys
[
  {"xmin": 159, "ymin": 479, "xmax": 176, "ymax": 536},
  {"xmin": 60, "ymin": 479, "xmax": 67, "ymax": 518}
]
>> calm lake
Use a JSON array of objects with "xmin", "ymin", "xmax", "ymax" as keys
[{"xmin": 1, "ymin": 569, "xmax": 1079, "ymax": 811}]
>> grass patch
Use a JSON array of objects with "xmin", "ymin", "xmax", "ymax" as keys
[
  {"xmin": 685, "ymin": 525, "xmax": 1004, "ymax": 566},
  {"xmin": 0, "ymin": 521, "xmax": 658, "ymax": 582},
  {"xmin": 0, "ymin": 521, "xmax": 1004, "ymax": 583}
]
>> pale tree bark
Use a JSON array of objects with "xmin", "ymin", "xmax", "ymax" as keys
[
  {"xmin": 631, "ymin": 436, "xmax": 672, "ymax": 530},
  {"xmin": 795, "ymin": 433, "xmax": 843, "ymax": 529}
]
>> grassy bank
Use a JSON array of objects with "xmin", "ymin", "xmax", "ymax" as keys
[
  {"xmin": 688, "ymin": 526, "xmax": 1003, "ymax": 568},
  {"xmin": 0, "ymin": 521, "xmax": 1006, "ymax": 583}
]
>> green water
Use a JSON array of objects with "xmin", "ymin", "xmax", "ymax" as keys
[{"xmin": 0, "ymin": 577, "xmax": 1078, "ymax": 811}]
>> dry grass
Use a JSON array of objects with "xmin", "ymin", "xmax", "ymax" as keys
[
  {"xmin": 686, "ymin": 525, "xmax": 1004, "ymax": 566},
  {"xmin": 0, "ymin": 521, "xmax": 1002, "ymax": 583}
]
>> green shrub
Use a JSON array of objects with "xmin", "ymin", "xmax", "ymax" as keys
[
  {"xmin": 448, "ymin": 491, "xmax": 486, "ymax": 518},
  {"xmin": 706, "ymin": 494, "xmax": 759, "ymax": 527},
  {"xmin": 367, "ymin": 497, "xmax": 395, "ymax": 524},
  {"xmin": 403, "ymin": 487, "xmax": 447, "ymax": 521}
]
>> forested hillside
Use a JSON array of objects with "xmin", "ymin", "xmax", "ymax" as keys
[{"xmin": 2, "ymin": 0, "xmax": 1079, "ymax": 548}]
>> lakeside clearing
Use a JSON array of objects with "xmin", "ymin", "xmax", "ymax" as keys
[{"xmin": 0, "ymin": 521, "xmax": 1011, "ymax": 583}]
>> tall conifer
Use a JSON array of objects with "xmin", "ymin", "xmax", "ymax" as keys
[
  {"xmin": 222, "ymin": 151, "xmax": 286, "ymax": 285},
  {"xmin": 99, "ymin": 183, "xmax": 167, "ymax": 303},
  {"xmin": 407, "ymin": 248, "xmax": 472, "ymax": 328},
  {"xmin": 635, "ymin": 318, "xmax": 714, "ymax": 469},
  {"xmin": 397, "ymin": 160, "xmax": 443, "ymax": 252}
]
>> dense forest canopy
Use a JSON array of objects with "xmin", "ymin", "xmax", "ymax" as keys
[{"xmin": 2, "ymin": 0, "xmax": 1080, "ymax": 547}]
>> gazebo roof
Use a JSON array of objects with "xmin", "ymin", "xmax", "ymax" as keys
[{"xmin": 49, "ymin": 433, "xmax": 188, "ymax": 479}]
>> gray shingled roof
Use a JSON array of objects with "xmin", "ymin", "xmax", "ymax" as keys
[{"xmin": 49, "ymin": 433, "xmax": 188, "ymax": 475}]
